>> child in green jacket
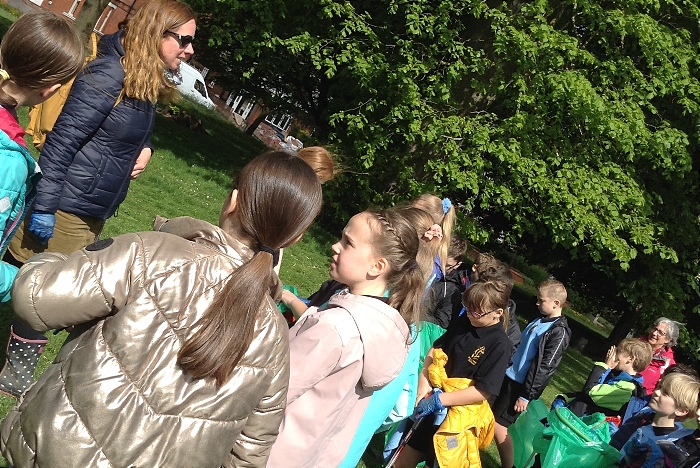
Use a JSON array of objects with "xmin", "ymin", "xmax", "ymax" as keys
[{"xmin": 554, "ymin": 338, "xmax": 652, "ymax": 425}]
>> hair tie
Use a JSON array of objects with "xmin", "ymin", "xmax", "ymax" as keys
[
  {"xmin": 0, "ymin": 69, "xmax": 10, "ymax": 81},
  {"xmin": 259, "ymin": 245, "xmax": 280, "ymax": 267},
  {"xmin": 423, "ymin": 224, "xmax": 443, "ymax": 241},
  {"xmin": 442, "ymin": 198, "xmax": 452, "ymax": 214}
]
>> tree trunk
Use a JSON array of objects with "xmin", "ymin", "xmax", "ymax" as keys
[
  {"xmin": 606, "ymin": 308, "xmax": 639, "ymax": 347},
  {"xmin": 73, "ymin": 0, "xmax": 112, "ymax": 45},
  {"xmin": 245, "ymin": 111, "xmax": 268, "ymax": 136}
]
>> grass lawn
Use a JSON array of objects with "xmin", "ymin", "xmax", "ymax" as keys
[{"xmin": 1, "ymin": 101, "xmax": 602, "ymax": 467}]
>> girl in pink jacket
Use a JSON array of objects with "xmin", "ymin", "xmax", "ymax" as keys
[{"xmin": 268, "ymin": 207, "xmax": 428, "ymax": 467}]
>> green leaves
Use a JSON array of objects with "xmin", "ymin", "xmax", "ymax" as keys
[{"xmin": 191, "ymin": 0, "xmax": 700, "ymax": 359}]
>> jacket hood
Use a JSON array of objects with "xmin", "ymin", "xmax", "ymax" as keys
[
  {"xmin": 444, "ymin": 268, "xmax": 467, "ymax": 286},
  {"xmin": 327, "ymin": 292, "xmax": 410, "ymax": 390},
  {"xmin": 97, "ymin": 30, "xmax": 125, "ymax": 59},
  {"xmin": 0, "ymin": 124, "xmax": 34, "ymax": 172}
]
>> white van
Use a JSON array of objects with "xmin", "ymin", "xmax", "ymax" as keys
[{"xmin": 177, "ymin": 62, "xmax": 216, "ymax": 109}]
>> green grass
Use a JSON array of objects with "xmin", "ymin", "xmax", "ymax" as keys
[
  {"xmin": 0, "ymin": 4, "xmax": 18, "ymax": 37},
  {"xmin": 1, "ymin": 102, "xmax": 606, "ymax": 467}
]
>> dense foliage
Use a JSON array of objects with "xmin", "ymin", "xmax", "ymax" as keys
[{"xmin": 191, "ymin": 0, "xmax": 700, "ymax": 361}]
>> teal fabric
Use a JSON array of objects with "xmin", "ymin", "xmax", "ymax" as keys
[
  {"xmin": 419, "ymin": 321, "xmax": 447, "ymax": 372},
  {"xmin": 338, "ymin": 327, "xmax": 420, "ymax": 468},
  {"xmin": 0, "ymin": 129, "xmax": 36, "ymax": 302}
]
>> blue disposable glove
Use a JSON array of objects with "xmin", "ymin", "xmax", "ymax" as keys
[
  {"xmin": 623, "ymin": 429, "xmax": 651, "ymax": 466},
  {"xmin": 551, "ymin": 395, "xmax": 567, "ymax": 410},
  {"xmin": 29, "ymin": 212, "xmax": 56, "ymax": 245},
  {"xmin": 414, "ymin": 388, "xmax": 446, "ymax": 420}
]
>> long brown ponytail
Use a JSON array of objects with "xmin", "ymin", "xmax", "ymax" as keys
[{"xmin": 178, "ymin": 151, "xmax": 322, "ymax": 386}]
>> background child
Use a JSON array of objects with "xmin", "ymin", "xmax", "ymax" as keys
[
  {"xmin": 412, "ymin": 194, "xmax": 456, "ymax": 284},
  {"xmin": 557, "ymin": 338, "xmax": 652, "ymax": 425},
  {"xmin": 424, "ymin": 234, "xmax": 469, "ymax": 329},
  {"xmin": 268, "ymin": 207, "xmax": 426, "ymax": 467},
  {"xmin": 274, "ymin": 145, "xmax": 337, "ymax": 276},
  {"xmin": 393, "ymin": 280, "xmax": 512, "ymax": 468},
  {"xmin": 471, "ymin": 254, "xmax": 522, "ymax": 357},
  {"xmin": 297, "ymin": 145, "xmax": 337, "ymax": 184},
  {"xmin": 0, "ymin": 11, "xmax": 83, "ymax": 397},
  {"xmin": 491, "ymin": 278, "xmax": 571, "ymax": 468},
  {"xmin": 612, "ymin": 372, "xmax": 699, "ymax": 467}
]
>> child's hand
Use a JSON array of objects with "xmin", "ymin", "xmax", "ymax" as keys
[
  {"xmin": 415, "ymin": 383, "xmax": 431, "ymax": 407},
  {"xmin": 624, "ymin": 429, "xmax": 654, "ymax": 466},
  {"xmin": 130, "ymin": 148, "xmax": 152, "ymax": 179},
  {"xmin": 605, "ymin": 345, "xmax": 618, "ymax": 368},
  {"xmin": 413, "ymin": 389, "xmax": 445, "ymax": 420},
  {"xmin": 280, "ymin": 289, "xmax": 298, "ymax": 308},
  {"xmin": 514, "ymin": 397, "xmax": 528, "ymax": 413}
]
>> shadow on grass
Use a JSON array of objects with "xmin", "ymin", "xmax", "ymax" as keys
[
  {"xmin": 151, "ymin": 100, "xmax": 267, "ymax": 191},
  {"xmin": 0, "ymin": 15, "xmax": 13, "ymax": 38}
]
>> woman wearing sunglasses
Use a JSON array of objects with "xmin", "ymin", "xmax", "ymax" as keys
[
  {"xmin": 0, "ymin": 0, "xmax": 196, "ymax": 398},
  {"xmin": 638, "ymin": 317, "xmax": 681, "ymax": 395}
]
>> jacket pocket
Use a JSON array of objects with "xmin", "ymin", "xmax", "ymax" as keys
[{"xmin": 86, "ymin": 153, "xmax": 109, "ymax": 194}]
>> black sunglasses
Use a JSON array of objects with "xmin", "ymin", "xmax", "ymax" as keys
[{"xmin": 164, "ymin": 30, "xmax": 194, "ymax": 48}]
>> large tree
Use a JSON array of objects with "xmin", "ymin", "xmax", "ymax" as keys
[{"xmin": 192, "ymin": 0, "xmax": 700, "ymax": 359}]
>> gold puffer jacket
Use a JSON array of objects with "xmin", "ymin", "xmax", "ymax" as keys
[{"xmin": 0, "ymin": 216, "xmax": 289, "ymax": 468}]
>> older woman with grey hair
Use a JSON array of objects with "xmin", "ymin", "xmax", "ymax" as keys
[{"xmin": 639, "ymin": 317, "xmax": 681, "ymax": 395}]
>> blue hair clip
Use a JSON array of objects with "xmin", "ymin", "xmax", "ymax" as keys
[{"xmin": 442, "ymin": 198, "xmax": 452, "ymax": 214}]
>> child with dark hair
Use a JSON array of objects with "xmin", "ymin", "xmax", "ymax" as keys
[
  {"xmin": 471, "ymin": 256, "xmax": 522, "ymax": 357},
  {"xmin": 0, "ymin": 151, "xmax": 323, "ymax": 466},
  {"xmin": 0, "ymin": 11, "xmax": 84, "ymax": 398}
]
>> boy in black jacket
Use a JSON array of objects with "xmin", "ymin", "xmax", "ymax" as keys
[{"xmin": 491, "ymin": 279, "xmax": 572, "ymax": 468}]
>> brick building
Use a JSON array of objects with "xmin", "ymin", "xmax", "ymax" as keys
[{"xmin": 17, "ymin": 0, "xmax": 145, "ymax": 36}]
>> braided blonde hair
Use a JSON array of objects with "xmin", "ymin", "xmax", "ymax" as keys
[{"xmin": 365, "ymin": 207, "xmax": 426, "ymax": 329}]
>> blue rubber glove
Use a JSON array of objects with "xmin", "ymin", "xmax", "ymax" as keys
[
  {"xmin": 551, "ymin": 395, "xmax": 567, "ymax": 410},
  {"xmin": 29, "ymin": 212, "xmax": 56, "ymax": 245},
  {"xmin": 623, "ymin": 428, "xmax": 651, "ymax": 466},
  {"xmin": 414, "ymin": 388, "xmax": 445, "ymax": 420}
]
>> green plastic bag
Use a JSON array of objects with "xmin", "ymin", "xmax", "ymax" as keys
[
  {"xmin": 510, "ymin": 399, "xmax": 550, "ymax": 468},
  {"xmin": 510, "ymin": 403, "xmax": 620, "ymax": 468},
  {"xmin": 418, "ymin": 321, "xmax": 446, "ymax": 372},
  {"xmin": 277, "ymin": 285, "xmax": 299, "ymax": 313}
]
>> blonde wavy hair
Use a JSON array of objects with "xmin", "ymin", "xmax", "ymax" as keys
[
  {"xmin": 412, "ymin": 193, "xmax": 456, "ymax": 275},
  {"xmin": 121, "ymin": 0, "xmax": 194, "ymax": 103}
]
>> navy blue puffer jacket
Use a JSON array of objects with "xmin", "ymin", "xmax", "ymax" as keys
[{"xmin": 34, "ymin": 30, "xmax": 155, "ymax": 220}]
